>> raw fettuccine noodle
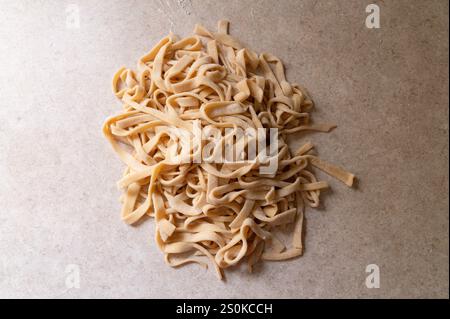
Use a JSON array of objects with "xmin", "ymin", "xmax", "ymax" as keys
[{"xmin": 103, "ymin": 20, "xmax": 355, "ymax": 280}]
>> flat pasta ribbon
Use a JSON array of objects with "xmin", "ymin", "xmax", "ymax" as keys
[{"xmin": 103, "ymin": 20, "xmax": 355, "ymax": 280}]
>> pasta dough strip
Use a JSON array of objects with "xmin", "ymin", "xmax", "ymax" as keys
[{"xmin": 103, "ymin": 20, "xmax": 356, "ymax": 280}]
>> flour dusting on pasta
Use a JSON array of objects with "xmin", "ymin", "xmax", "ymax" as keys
[{"xmin": 103, "ymin": 20, "xmax": 355, "ymax": 279}]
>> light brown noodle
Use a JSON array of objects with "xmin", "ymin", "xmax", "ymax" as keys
[{"xmin": 103, "ymin": 21, "xmax": 355, "ymax": 280}]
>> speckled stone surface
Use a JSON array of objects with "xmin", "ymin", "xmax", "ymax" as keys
[{"xmin": 0, "ymin": 0, "xmax": 448, "ymax": 298}]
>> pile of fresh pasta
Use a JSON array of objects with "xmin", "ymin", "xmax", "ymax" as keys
[{"xmin": 103, "ymin": 20, "xmax": 354, "ymax": 280}]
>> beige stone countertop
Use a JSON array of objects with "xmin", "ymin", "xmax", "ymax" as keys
[{"xmin": 0, "ymin": 0, "xmax": 448, "ymax": 298}]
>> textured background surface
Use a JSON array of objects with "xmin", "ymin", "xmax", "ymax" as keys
[{"xmin": 0, "ymin": 0, "xmax": 448, "ymax": 298}]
